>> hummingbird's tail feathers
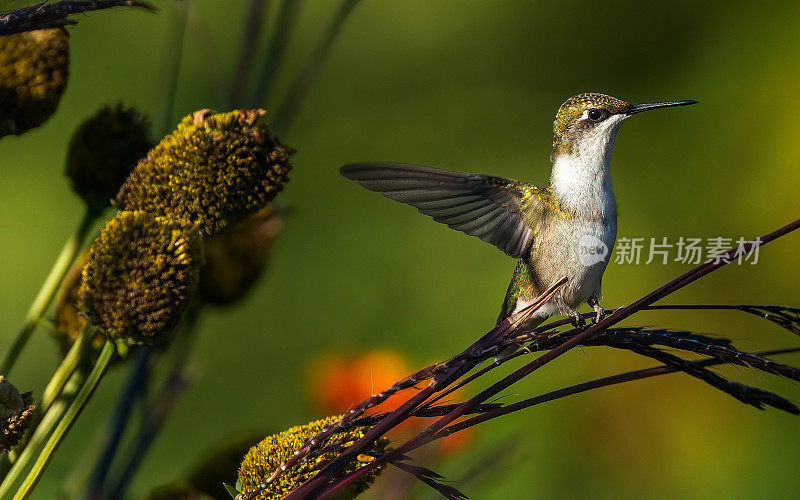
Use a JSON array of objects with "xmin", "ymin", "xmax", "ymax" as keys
[{"xmin": 340, "ymin": 162, "xmax": 537, "ymax": 258}]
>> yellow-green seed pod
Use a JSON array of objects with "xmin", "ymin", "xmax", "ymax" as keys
[
  {"xmin": 238, "ymin": 416, "xmax": 388, "ymax": 499},
  {"xmin": 78, "ymin": 211, "xmax": 204, "ymax": 345},
  {"xmin": 66, "ymin": 104, "xmax": 153, "ymax": 214},
  {"xmin": 0, "ymin": 377, "xmax": 35, "ymax": 453},
  {"xmin": 0, "ymin": 28, "xmax": 69, "ymax": 137},
  {"xmin": 198, "ymin": 206, "xmax": 281, "ymax": 306},
  {"xmin": 117, "ymin": 109, "xmax": 293, "ymax": 239}
]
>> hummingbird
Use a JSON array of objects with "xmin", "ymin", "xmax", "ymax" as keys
[{"xmin": 340, "ymin": 93, "xmax": 697, "ymax": 334}]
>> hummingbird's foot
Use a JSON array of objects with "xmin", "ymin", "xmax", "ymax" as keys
[
  {"xmin": 591, "ymin": 303, "xmax": 606, "ymax": 323},
  {"xmin": 569, "ymin": 310, "xmax": 586, "ymax": 328}
]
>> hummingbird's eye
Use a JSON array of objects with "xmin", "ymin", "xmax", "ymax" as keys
[{"xmin": 587, "ymin": 109, "xmax": 609, "ymax": 122}]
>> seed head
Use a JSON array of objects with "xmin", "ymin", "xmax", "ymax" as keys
[
  {"xmin": 0, "ymin": 28, "xmax": 69, "ymax": 137},
  {"xmin": 0, "ymin": 377, "xmax": 35, "ymax": 453},
  {"xmin": 117, "ymin": 109, "xmax": 293, "ymax": 239},
  {"xmin": 78, "ymin": 211, "xmax": 204, "ymax": 345},
  {"xmin": 198, "ymin": 206, "xmax": 281, "ymax": 306},
  {"xmin": 238, "ymin": 416, "xmax": 388, "ymax": 499},
  {"xmin": 66, "ymin": 104, "xmax": 153, "ymax": 213}
]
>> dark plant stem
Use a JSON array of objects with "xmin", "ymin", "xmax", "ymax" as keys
[
  {"xmin": 228, "ymin": 0, "xmax": 270, "ymax": 107},
  {"xmin": 272, "ymin": 0, "xmax": 363, "ymax": 135},
  {"xmin": 586, "ymin": 328, "xmax": 800, "ymax": 381},
  {"xmin": 85, "ymin": 347, "xmax": 152, "ymax": 500},
  {"xmin": 598, "ymin": 341, "xmax": 797, "ymax": 412},
  {"xmin": 0, "ymin": 0, "xmax": 154, "ymax": 35},
  {"xmin": 300, "ymin": 216, "xmax": 800, "ymax": 498},
  {"xmin": 424, "ymin": 313, "xmax": 800, "ymax": 411},
  {"xmin": 104, "ymin": 307, "xmax": 200, "ymax": 498},
  {"xmin": 251, "ymin": 0, "xmax": 303, "ymax": 107},
  {"xmin": 157, "ymin": 0, "xmax": 188, "ymax": 136},
  {"xmin": 105, "ymin": 366, "xmax": 194, "ymax": 499},
  {"xmin": 433, "ymin": 346, "xmax": 800, "ymax": 440},
  {"xmin": 185, "ymin": 2, "xmax": 228, "ymax": 104}
]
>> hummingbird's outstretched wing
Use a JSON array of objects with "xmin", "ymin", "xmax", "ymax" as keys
[{"xmin": 340, "ymin": 162, "xmax": 548, "ymax": 258}]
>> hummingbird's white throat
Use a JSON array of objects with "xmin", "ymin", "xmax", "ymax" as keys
[{"xmin": 550, "ymin": 112, "xmax": 626, "ymax": 221}]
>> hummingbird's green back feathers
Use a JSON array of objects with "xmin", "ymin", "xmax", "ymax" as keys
[{"xmin": 340, "ymin": 162, "xmax": 566, "ymax": 258}]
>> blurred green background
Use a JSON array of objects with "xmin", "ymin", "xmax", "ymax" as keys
[{"xmin": 2, "ymin": 0, "xmax": 800, "ymax": 498}]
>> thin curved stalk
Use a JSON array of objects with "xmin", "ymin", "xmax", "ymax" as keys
[
  {"xmin": 272, "ymin": 0, "xmax": 363, "ymax": 135},
  {"xmin": 0, "ymin": 208, "xmax": 97, "ymax": 377},
  {"xmin": 434, "ymin": 346, "xmax": 800, "ymax": 441},
  {"xmin": 228, "ymin": 0, "xmax": 270, "ymax": 107},
  {"xmin": 252, "ymin": 0, "xmax": 303, "ymax": 107},
  {"xmin": 13, "ymin": 340, "xmax": 116, "ymax": 500},
  {"xmin": 85, "ymin": 347, "xmax": 152, "ymax": 499},
  {"xmin": 157, "ymin": 0, "xmax": 189, "ymax": 136},
  {"xmin": 39, "ymin": 324, "xmax": 94, "ymax": 415},
  {"xmin": 104, "ymin": 307, "xmax": 200, "ymax": 498}
]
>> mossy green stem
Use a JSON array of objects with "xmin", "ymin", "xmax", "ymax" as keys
[
  {"xmin": 39, "ymin": 323, "xmax": 94, "ymax": 416},
  {"xmin": 0, "ymin": 208, "xmax": 97, "ymax": 376},
  {"xmin": 12, "ymin": 340, "xmax": 115, "ymax": 500}
]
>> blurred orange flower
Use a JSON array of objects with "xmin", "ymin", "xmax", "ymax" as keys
[{"xmin": 306, "ymin": 349, "xmax": 473, "ymax": 456}]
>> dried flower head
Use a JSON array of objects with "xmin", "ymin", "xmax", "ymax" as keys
[
  {"xmin": 117, "ymin": 109, "xmax": 293, "ymax": 239},
  {"xmin": 238, "ymin": 416, "xmax": 388, "ymax": 499},
  {"xmin": 65, "ymin": 103, "xmax": 153, "ymax": 213},
  {"xmin": 198, "ymin": 206, "xmax": 281, "ymax": 306},
  {"xmin": 0, "ymin": 28, "xmax": 69, "ymax": 137},
  {"xmin": 0, "ymin": 377, "xmax": 35, "ymax": 453},
  {"xmin": 78, "ymin": 211, "xmax": 204, "ymax": 345}
]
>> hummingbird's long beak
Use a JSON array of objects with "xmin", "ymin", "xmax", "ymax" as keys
[{"xmin": 626, "ymin": 100, "xmax": 698, "ymax": 115}]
